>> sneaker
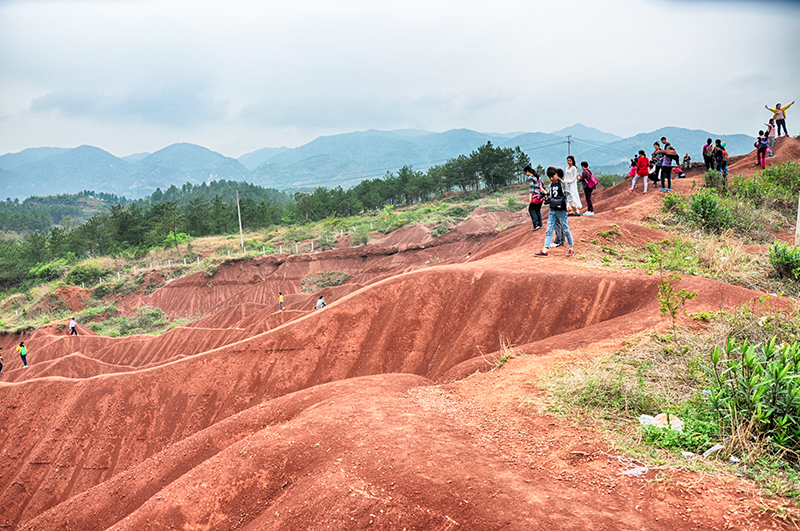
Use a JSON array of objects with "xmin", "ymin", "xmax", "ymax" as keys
[
  {"xmin": 534, "ymin": 250, "xmax": 548, "ymax": 257},
  {"xmin": 549, "ymin": 242, "xmax": 562, "ymax": 248},
  {"xmin": 582, "ymin": 211, "xmax": 594, "ymax": 216},
  {"xmin": 642, "ymin": 192, "xmax": 647, "ymax": 195},
  {"xmin": 566, "ymin": 249, "xmax": 575, "ymax": 258},
  {"xmin": 666, "ymin": 189, "xmax": 671, "ymax": 192},
  {"xmin": 532, "ymin": 225, "xmax": 541, "ymax": 231},
  {"xmin": 628, "ymin": 188, "xmax": 634, "ymax": 192}
]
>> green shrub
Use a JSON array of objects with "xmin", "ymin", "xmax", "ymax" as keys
[
  {"xmin": 688, "ymin": 190, "xmax": 734, "ymax": 231},
  {"xmin": 661, "ymin": 193, "xmax": 687, "ymax": 215},
  {"xmin": 65, "ymin": 261, "xmax": 114, "ymax": 286},
  {"xmin": 351, "ymin": 227, "xmax": 369, "ymax": 246},
  {"xmin": 703, "ymin": 337, "xmax": 800, "ymax": 458},
  {"xmin": 29, "ymin": 259, "xmax": 69, "ymax": 282},
  {"xmin": 703, "ymin": 170, "xmax": 726, "ymax": 189},
  {"xmin": 598, "ymin": 173, "xmax": 623, "ymax": 188},
  {"xmin": 445, "ymin": 205, "xmax": 470, "ymax": 218},
  {"xmin": 769, "ymin": 242, "xmax": 800, "ymax": 280},
  {"xmin": 642, "ymin": 401, "xmax": 716, "ymax": 452}
]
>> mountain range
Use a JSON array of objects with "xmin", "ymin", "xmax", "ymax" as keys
[{"xmin": 0, "ymin": 124, "xmax": 757, "ymax": 201}]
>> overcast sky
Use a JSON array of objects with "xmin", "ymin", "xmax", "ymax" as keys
[{"xmin": 1, "ymin": 0, "xmax": 799, "ymax": 158}]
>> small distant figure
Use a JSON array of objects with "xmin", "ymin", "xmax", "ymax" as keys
[
  {"xmin": 278, "ymin": 292, "xmax": 284, "ymax": 311},
  {"xmin": 69, "ymin": 317, "xmax": 78, "ymax": 336},
  {"xmin": 714, "ymin": 139, "xmax": 729, "ymax": 181},
  {"xmin": 682, "ymin": 153, "xmax": 691, "ymax": 170},
  {"xmin": 672, "ymin": 167, "xmax": 686, "ymax": 180},
  {"xmin": 766, "ymin": 101, "xmax": 794, "ymax": 137},
  {"xmin": 0, "ymin": 347, "xmax": 4, "ymax": 374},
  {"xmin": 630, "ymin": 150, "xmax": 650, "ymax": 194},
  {"xmin": 315, "ymin": 295, "xmax": 327, "ymax": 309},
  {"xmin": 579, "ymin": 161, "xmax": 596, "ymax": 216},
  {"xmin": 16, "ymin": 342, "xmax": 28, "ymax": 368},
  {"xmin": 702, "ymin": 138, "xmax": 715, "ymax": 172},
  {"xmin": 525, "ymin": 165, "xmax": 545, "ymax": 231},
  {"xmin": 765, "ymin": 118, "xmax": 777, "ymax": 157},
  {"xmin": 755, "ymin": 130, "xmax": 769, "ymax": 169}
]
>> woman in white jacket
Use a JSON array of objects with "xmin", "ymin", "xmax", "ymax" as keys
[{"xmin": 564, "ymin": 155, "xmax": 583, "ymax": 216}]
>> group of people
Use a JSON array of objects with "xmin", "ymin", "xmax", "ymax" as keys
[
  {"xmin": 754, "ymin": 102, "xmax": 794, "ymax": 169},
  {"xmin": 525, "ymin": 156, "xmax": 599, "ymax": 258},
  {"xmin": 0, "ymin": 342, "xmax": 28, "ymax": 374},
  {"xmin": 278, "ymin": 292, "xmax": 327, "ymax": 311}
]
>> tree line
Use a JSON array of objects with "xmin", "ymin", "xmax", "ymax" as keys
[{"xmin": 0, "ymin": 142, "xmax": 530, "ymax": 290}]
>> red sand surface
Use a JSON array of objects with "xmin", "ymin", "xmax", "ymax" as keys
[{"xmin": 1, "ymin": 144, "xmax": 799, "ymax": 530}]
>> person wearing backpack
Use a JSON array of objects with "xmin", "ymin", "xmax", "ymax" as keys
[
  {"xmin": 525, "ymin": 165, "xmax": 545, "ymax": 230},
  {"xmin": 580, "ymin": 161, "xmax": 597, "ymax": 216},
  {"xmin": 764, "ymin": 119, "xmax": 777, "ymax": 157},
  {"xmin": 550, "ymin": 168, "xmax": 567, "ymax": 247},
  {"xmin": 714, "ymin": 139, "xmax": 728, "ymax": 181},
  {"xmin": 16, "ymin": 341, "xmax": 28, "ymax": 368},
  {"xmin": 702, "ymin": 138, "xmax": 715, "ymax": 172},
  {"xmin": 656, "ymin": 137, "xmax": 678, "ymax": 192},
  {"xmin": 630, "ymin": 150, "xmax": 650, "ymax": 194},
  {"xmin": 755, "ymin": 131, "xmax": 769, "ymax": 169},
  {"xmin": 534, "ymin": 166, "xmax": 575, "ymax": 258}
]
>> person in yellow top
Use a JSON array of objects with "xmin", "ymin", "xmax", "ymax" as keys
[
  {"xmin": 765, "ymin": 101, "xmax": 794, "ymax": 137},
  {"xmin": 16, "ymin": 341, "xmax": 28, "ymax": 368},
  {"xmin": 278, "ymin": 292, "xmax": 284, "ymax": 310}
]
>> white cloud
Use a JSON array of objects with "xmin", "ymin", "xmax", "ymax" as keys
[{"xmin": 0, "ymin": 0, "xmax": 798, "ymax": 156}]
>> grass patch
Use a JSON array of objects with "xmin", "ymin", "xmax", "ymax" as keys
[
  {"xmin": 301, "ymin": 271, "xmax": 350, "ymax": 293},
  {"xmin": 542, "ymin": 304, "xmax": 800, "ymax": 498}
]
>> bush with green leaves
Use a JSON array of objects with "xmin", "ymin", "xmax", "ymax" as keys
[
  {"xmin": 703, "ymin": 336, "xmax": 800, "ymax": 457},
  {"xmin": 703, "ymin": 169, "xmax": 726, "ymax": 189},
  {"xmin": 28, "ymin": 259, "xmax": 69, "ymax": 282},
  {"xmin": 65, "ymin": 261, "xmax": 114, "ymax": 286},
  {"xmin": 661, "ymin": 193, "xmax": 687, "ymax": 215},
  {"xmin": 769, "ymin": 241, "xmax": 800, "ymax": 280},
  {"xmin": 687, "ymin": 190, "xmax": 734, "ymax": 232}
]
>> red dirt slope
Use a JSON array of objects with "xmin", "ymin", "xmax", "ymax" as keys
[{"xmin": 1, "ymin": 171, "xmax": 797, "ymax": 529}]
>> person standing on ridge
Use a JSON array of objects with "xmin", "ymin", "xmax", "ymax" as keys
[
  {"xmin": 550, "ymin": 168, "xmax": 567, "ymax": 247},
  {"xmin": 0, "ymin": 348, "xmax": 4, "ymax": 374},
  {"xmin": 315, "ymin": 295, "xmax": 327, "ymax": 309},
  {"xmin": 656, "ymin": 137, "xmax": 678, "ymax": 192},
  {"xmin": 714, "ymin": 139, "xmax": 728, "ymax": 182},
  {"xmin": 702, "ymin": 138, "xmax": 715, "ymax": 172},
  {"xmin": 525, "ymin": 165, "xmax": 545, "ymax": 231},
  {"xmin": 69, "ymin": 317, "xmax": 78, "ymax": 336},
  {"xmin": 682, "ymin": 153, "xmax": 691, "ymax": 170},
  {"xmin": 579, "ymin": 161, "xmax": 596, "ymax": 216},
  {"xmin": 564, "ymin": 156, "xmax": 583, "ymax": 216},
  {"xmin": 630, "ymin": 150, "xmax": 650, "ymax": 194},
  {"xmin": 534, "ymin": 167, "xmax": 575, "ymax": 258},
  {"xmin": 278, "ymin": 292, "xmax": 284, "ymax": 311},
  {"xmin": 765, "ymin": 118, "xmax": 777, "ymax": 157},
  {"xmin": 766, "ymin": 101, "xmax": 794, "ymax": 137},
  {"xmin": 16, "ymin": 342, "xmax": 28, "ymax": 368}
]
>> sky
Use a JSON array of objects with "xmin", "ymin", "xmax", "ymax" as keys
[{"xmin": 1, "ymin": 0, "xmax": 799, "ymax": 159}]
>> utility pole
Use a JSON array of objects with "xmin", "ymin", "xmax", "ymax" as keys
[
  {"xmin": 236, "ymin": 189, "xmax": 244, "ymax": 252},
  {"xmin": 566, "ymin": 135, "xmax": 573, "ymax": 157}
]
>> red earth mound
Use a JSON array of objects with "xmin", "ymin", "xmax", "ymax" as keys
[{"xmin": 2, "ymin": 169, "xmax": 798, "ymax": 529}]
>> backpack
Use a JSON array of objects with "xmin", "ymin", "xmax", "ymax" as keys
[
  {"xmin": 715, "ymin": 148, "xmax": 728, "ymax": 162},
  {"xmin": 582, "ymin": 169, "xmax": 599, "ymax": 189},
  {"xmin": 758, "ymin": 138, "xmax": 769, "ymax": 150},
  {"xmin": 20, "ymin": 346, "xmax": 27, "ymax": 356},
  {"xmin": 530, "ymin": 177, "xmax": 546, "ymax": 204},
  {"xmin": 703, "ymin": 144, "xmax": 714, "ymax": 157}
]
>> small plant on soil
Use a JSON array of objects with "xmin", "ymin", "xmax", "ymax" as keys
[
  {"xmin": 769, "ymin": 241, "xmax": 800, "ymax": 281},
  {"xmin": 657, "ymin": 274, "xmax": 697, "ymax": 329}
]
